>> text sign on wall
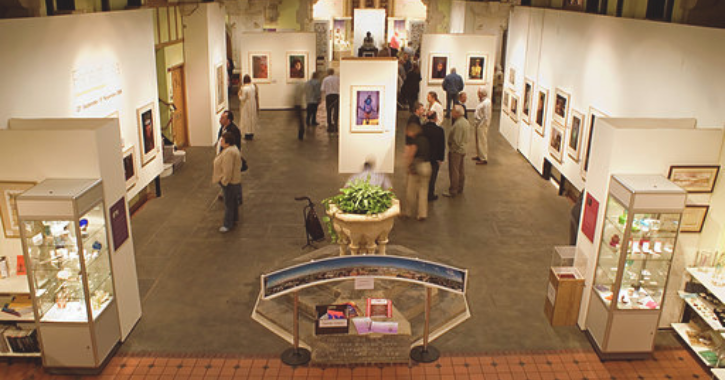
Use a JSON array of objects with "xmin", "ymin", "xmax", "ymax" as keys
[
  {"xmin": 110, "ymin": 197, "xmax": 129, "ymax": 251},
  {"xmin": 72, "ymin": 61, "xmax": 123, "ymax": 116},
  {"xmin": 581, "ymin": 193, "xmax": 599, "ymax": 243}
]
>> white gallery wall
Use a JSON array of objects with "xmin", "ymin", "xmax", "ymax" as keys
[
  {"xmin": 354, "ymin": 9, "xmax": 386, "ymax": 52},
  {"xmin": 239, "ymin": 32, "xmax": 316, "ymax": 109},
  {"xmin": 184, "ymin": 2, "xmax": 228, "ymax": 146},
  {"xmin": 0, "ymin": 10, "xmax": 162, "ymax": 201},
  {"xmin": 419, "ymin": 34, "xmax": 497, "ymax": 114},
  {"xmin": 339, "ymin": 58, "xmax": 399, "ymax": 174}
]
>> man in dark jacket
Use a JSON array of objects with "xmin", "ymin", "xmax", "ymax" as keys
[
  {"xmin": 422, "ymin": 111, "xmax": 446, "ymax": 201},
  {"xmin": 217, "ymin": 110, "xmax": 241, "ymax": 151},
  {"xmin": 442, "ymin": 68, "xmax": 464, "ymax": 118}
]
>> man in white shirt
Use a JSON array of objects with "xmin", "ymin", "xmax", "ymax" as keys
[
  {"xmin": 321, "ymin": 68, "xmax": 340, "ymax": 133},
  {"xmin": 472, "ymin": 87, "xmax": 492, "ymax": 165}
]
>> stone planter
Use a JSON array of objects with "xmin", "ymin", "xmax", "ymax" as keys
[{"xmin": 327, "ymin": 199, "xmax": 400, "ymax": 255}]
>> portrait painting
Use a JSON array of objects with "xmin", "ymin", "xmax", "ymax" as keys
[
  {"xmin": 0, "ymin": 182, "xmax": 36, "ymax": 238},
  {"xmin": 553, "ymin": 88, "xmax": 570, "ymax": 126},
  {"xmin": 549, "ymin": 123, "xmax": 565, "ymax": 163},
  {"xmin": 581, "ymin": 107, "xmax": 608, "ymax": 179},
  {"xmin": 215, "ymin": 63, "xmax": 225, "ymax": 112},
  {"xmin": 522, "ymin": 79, "xmax": 534, "ymax": 123},
  {"xmin": 286, "ymin": 52, "xmax": 307, "ymax": 82},
  {"xmin": 333, "ymin": 18, "xmax": 352, "ymax": 51},
  {"xmin": 428, "ymin": 54, "xmax": 449, "ymax": 83},
  {"xmin": 351, "ymin": 86, "xmax": 384, "ymax": 133},
  {"xmin": 563, "ymin": 0, "xmax": 584, "ymax": 10},
  {"xmin": 502, "ymin": 90, "xmax": 510, "ymax": 116},
  {"xmin": 534, "ymin": 88, "xmax": 548, "ymax": 136},
  {"xmin": 508, "ymin": 67, "xmax": 516, "ymax": 86},
  {"xmin": 509, "ymin": 94, "xmax": 519, "ymax": 123},
  {"xmin": 465, "ymin": 53, "xmax": 487, "ymax": 83},
  {"xmin": 567, "ymin": 110, "xmax": 584, "ymax": 162},
  {"xmin": 668, "ymin": 166, "xmax": 720, "ymax": 193},
  {"xmin": 137, "ymin": 102, "xmax": 158, "ymax": 166},
  {"xmin": 123, "ymin": 146, "xmax": 138, "ymax": 190},
  {"xmin": 249, "ymin": 52, "xmax": 271, "ymax": 83}
]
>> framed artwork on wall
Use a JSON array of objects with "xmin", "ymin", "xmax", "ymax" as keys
[
  {"xmin": 502, "ymin": 90, "xmax": 510, "ymax": 115},
  {"xmin": 286, "ymin": 52, "xmax": 308, "ymax": 83},
  {"xmin": 522, "ymin": 79, "xmax": 534, "ymax": 124},
  {"xmin": 508, "ymin": 67, "xmax": 515, "ymax": 86},
  {"xmin": 534, "ymin": 88, "xmax": 548, "ymax": 136},
  {"xmin": 567, "ymin": 110, "xmax": 584, "ymax": 162},
  {"xmin": 668, "ymin": 166, "xmax": 720, "ymax": 193},
  {"xmin": 249, "ymin": 52, "xmax": 271, "ymax": 83},
  {"xmin": 509, "ymin": 93, "xmax": 519, "ymax": 123},
  {"xmin": 428, "ymin": 53, "xmax": 449, "ymax": 84},
  {"xmin": 465, "ymin": 53, "xmax": 487, "ymax": 84},
  {"xmin": 215, "ymin": 63, "xmax": 225, "ymax": 113},
  {"xmin": 351, "ymin": 86, "xmax": 384, "ymax": 133},
  {"xmin": 0, "ymin": 181, "xmax": 36, "ymax": 238},
  {"xmin": 123, "ymin": 146, "xmax": 138, "ymax": 191},
  {"xmin": 549, "ymin": 122, "xmax": 565, "ymax": 163},
  {"xmin": 580, "ymin": 107, "xmax": 608, "ymax": 180},
  {"xmin": 137, "ymin": 102, "xmax": 158, "ymax": 166},
  {"xmin": 681, "ymin": 205, "xmax": 709, "ymax": 233},
  {"xmin": 553, "ymin": 88, "xmax": 570, "ymax": 126},
  {"xmin": 563, "ymin": 0, "xmax": 584, "ymax": 11}
]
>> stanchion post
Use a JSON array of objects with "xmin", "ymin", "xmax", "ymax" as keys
[
  {"xmin": 410, "ymin": 287, "xmax": 440, "ymax": 363},
  {"xmin": 281, "ymin": 291, "xmax": 311, "ymax": 366}
]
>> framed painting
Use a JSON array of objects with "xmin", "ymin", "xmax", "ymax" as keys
[
  {"xmin": 502, "ymin": 90, "xmax": 510, "ymax": 116},
  {"xmin": 522, "ymin": 79, "xmax": 534, "ymax": 124},
  {"xmin": 680, "ymin": 205, "xmax": 709, "ymax": 233},
  {"xmin": 508, "ymin": 67, "xmax": 516, "ymax": 86},
  {"xmin": 563, "ymin": 0, "xmax": 584, "ymax": 11},
  {"xmin": 668, "ymin": 166, "xmax": 720, "ymax": 193},
  {"xmin": 249, "ymin": 52, "xmax": 271, "ymax": 83},
  {"xmin": 286, "ymin": 52, "xmax": 308, "ymax": 83},
  {"xmin": 509, "ymin": 93, "xmax": 519, "ymax": 123},
  {"xmin": 567, "ymin": 110, "xmax": 584, "ymax": 162},
  {"xmin": 123, "ymin": 146, "xmax": 138, "ymax": 191},
  {"xmin": 351, "ymin": 86, "xmax": 384, "ymax": 133},
  {"xmin": 549, "ymin": 122, "xmax": 565, "ymax": 163},
  {"xmin": 0, "ymin": 182, "xmax": 36, "ymax": 238},
  {"xmin": 215, "ymin": 63, "xmax": 225, "ymax": 112},
  {"xmin": 465, "ymin": 53, "xmax": 487, "ymax": 84},
  {"xmin": 580, "ymin": 107, "xmax": 608, "ymax": 180},
  {"xmin": 534, "ymin": 87, "xmax": 548, "ymax": 136},
  {"xmin": 428, "ymin": 53, "xmax": 449, "ymax": 84},
  {"xmin": 553, "ymin": 88, "xmax": 570, "ymax": 126},
  {"xmin": 136, "ymin": 102, "xmax": 158, "ymax": 166}
]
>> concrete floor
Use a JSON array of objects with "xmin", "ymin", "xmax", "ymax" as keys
[{"xmin": 119, "ymin": 99, "xmax": 678, "ymax": 355}]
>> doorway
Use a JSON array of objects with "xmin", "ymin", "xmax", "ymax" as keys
[{"xmin": 169, "ymin": 65, "xmax": 189, "ymax": 148}]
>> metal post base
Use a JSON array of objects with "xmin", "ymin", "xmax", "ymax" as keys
[
  {"xmin": 410, "ymin": 345, "xmax": 440, "ymax": 363},
  {"xmin": 281, "ymin": 348, "xmax": 311, "ymax": 366}
]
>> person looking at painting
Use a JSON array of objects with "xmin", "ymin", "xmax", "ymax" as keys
[
  {"xmin": 402, "ymin": 63, "xmax": 421, "ymax": 112},
  {"xmin": 305, "ymin": 71, "xmax": 321, "ymax": 127},
  {"xmin": 238, "ymin": 75, "xmax": 258, "ymax": 140},
  {"xmin": 404, "ymin": 122, "xmax": 432, "ymax": 221},
  {"xmin": 321, "ymin": 68, "xmax": 340, "ymax": 133},
  {"xmin": 472, "ymin": 87, "xmax": 492, "ymax": 165},
  {"xmin": 455, "ymin": 92, "xmax": 468, "ymax": 119},
  {"xmin": 426, "ymin": 91, "xmax": 444, "ymax": 126},
  {"xmin": 389, "ymin": 32, "xmax": 400, "ymax": 57},
  {"xmin": 213, "ymin": 132, "xmax": 242, "ymax": 233},
  {"xmin": 442, "ymin": 68, "xmax": 464, "ymax": 118},
  {"xmin": 217, "ymin": 111, "xmax": 241, "ymax": 153},
  {"xmin": 290, "ymin": 58, "xmax": 304, "ymax": 79},
  {"xmin": 422, "ymin": 111, "xmax": 445, "ymax": 201},
  {"xmin": 443, "ymin": 105, "xmax": 470, "ymax": 198}
]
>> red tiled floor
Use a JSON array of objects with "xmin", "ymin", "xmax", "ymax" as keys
[{"xmin": 0, "ymin": 348, "xmax": 713, "ymax": 379}]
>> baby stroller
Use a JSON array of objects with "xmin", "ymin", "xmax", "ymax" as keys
[{"xmin": 294, "ymin": 196, "xmax": 326, "ymax": 249}]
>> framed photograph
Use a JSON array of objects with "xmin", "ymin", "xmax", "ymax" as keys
[
  {"xmin": 428, "ymin": 54, "xmax": 449, "ymax": 84},
  {"xmin": 286, "ymin": 52, "xmax": 308, "ymax": 83},
  {"xmin": 249, "ymin": 52, "xmax": 271, "ymax": 83},
  {"xmin": 567, "ymin": 110, "xmax": 584, "ymax": 162},
  {"xmin": 465, "ymin": 53, "xmax": 487, "ymax": 83},
  {"xmin": 0, "ymin": 182, "xmax": 36, "ymax": 238},
  {"xmin": 351, "ymin": 86, "xmax": 384, "ymax": 133},
  {"xmin": 668, "ymin": 166, "xmax": 720, "ymax": 193},
  {"xmin": 563, "ymin": 0, "xmax": 584, "ymax": 11},
  {"xmin": 534, "ymin": 88, "xmax": 548, "ymax": 136},
  {"xmin": 553, "ymin": 88, "xmax": 570, "ymax": 126},
  {"xmin": 508, "ymin": 67, "xmax": 516, "ymax": 86},
  {"xmin": 509, "ymin": 93, "xmax": 519, "ymax": 123},
  {"xmin": 549, "ymin": 122, "xmax": 565, "ymax": 163},
  {"xmin": 522, "ymin": 79, "xmax": 534, "ymax": 124},
  {"xmin": 681, "ymin": 205, "xmax": 709, "ymax": 233},
  {"xmin": 502, "ymin": 90, "xmax": 510, "ymax": 116},
  {"xmin": 123, "ymin": 146, "xmax": 138, "ymax": 191},
  {"xmin": 136, "ymin": 102, "xmax": 158, "ymax": 166},
  {"xmin": 215, "ymin": 63, "xmax": 225, "ymax": 113},
  {"xmin": 580, "ymin": 107, "xmax": 608, "ymax": 179}
]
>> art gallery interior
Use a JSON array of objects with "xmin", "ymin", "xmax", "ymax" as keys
[{"xmin": 0, "ymin": 0, "xmax": 725, "ymax": 379}]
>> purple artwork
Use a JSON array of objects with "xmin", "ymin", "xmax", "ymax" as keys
[{"xmin": 355, "ymin": 90, "xmax": 380, "ymax": 126}]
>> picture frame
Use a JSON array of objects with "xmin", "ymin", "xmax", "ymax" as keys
[
  {"xmin": 562, "ymin": 0, "xmax": 584, "ymax": 11},
  {"xmin": 123, "ymin": 146, "xmax": 138, "ymax": 191},
  {"xmin": 522, "ymin": 78, "xmax": 534, "ymax": 124},
  {"xmin": 215, "ymin": 63, "xmax": 225, "ymax": 113},
  {"xmin": 534, "ymin": 87, "xmax": 548, "ymax": 136},
  {"xmin": 136, "ymin": 102, "xmax": 158, "ymax": 166},
  {"xmin": 549, "ymin": 122, "xmax": 565, "ymax": 163},
  {"xmin": 465, "ymin": 53, "xmax": 487, "ymax": 84},
  {"xmin": 580, "ymin": 107, "xmax": 608, "ymax": 180},
  {"xmin": 567, "ymin": 110, "xmax": 584, "ymax": 162},
  {"xmin": 681, "ymin": 205, "xmax": 709, "ymax": 233},
  {"xmin": 668, "ymin": 166, "xmax": 720, "ymax": 193},
  {"xmin": 509, "ymin": 93, "xmax": 519, "ymax": 123},
  {"xmin": 351, "ymin": 86, "xmax": 384, "ymax": 133},
  {"xmin": 553, "ymin": 88, "xmax": 570, "ymax": 126},
  {"xmin": 428, "ymin": 53, "xmax": 449, "ymax": 84},
  {"xmin": 286, "ymin": 51, "xmax": 308, "ymax": 83},
  {"xmin": 502, "ymin": 90, "xmax": 510, "ymax": 116},
  {"xmin": 249, "ymin": 52, "xmax": 271, "ymax": 83},
  {"xmin": 0, "ymin": 181, "xmax": 36, "ymax": 238},
  {"xmin": 508, "ymin": 67, "xmax": 516, "ymax": 86}
]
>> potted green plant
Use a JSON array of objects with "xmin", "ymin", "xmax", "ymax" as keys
[{"xmin": 322, "ymin": 178, "xmax": 400, "ymax": 255}]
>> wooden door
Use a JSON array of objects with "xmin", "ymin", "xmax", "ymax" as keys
[{"xmin": 170, "ymin": 66, "xmax": 189, "ymax": 148}]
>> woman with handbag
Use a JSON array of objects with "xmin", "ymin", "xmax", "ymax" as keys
[{"xmin": 404, "ymin": 122, "xmax": 432, "ymax": 221}]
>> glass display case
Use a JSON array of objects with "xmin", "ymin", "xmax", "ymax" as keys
[
  {"xmin": 586, "ymin": 175, "xmax": 686, "ymax": 359},
  {"xmin": 16, "ymin": 179, "xmax": 120, "ymax": 369}
]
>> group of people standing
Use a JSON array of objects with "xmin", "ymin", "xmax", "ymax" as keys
[{"xmin": 300, "ymin": 68, "xmax": 340, "ymax": 139}]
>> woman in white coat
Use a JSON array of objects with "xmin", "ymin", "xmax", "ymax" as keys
[{"xmin": 238, "ymin": 74, "xmax": 259, "ymax": 140}]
